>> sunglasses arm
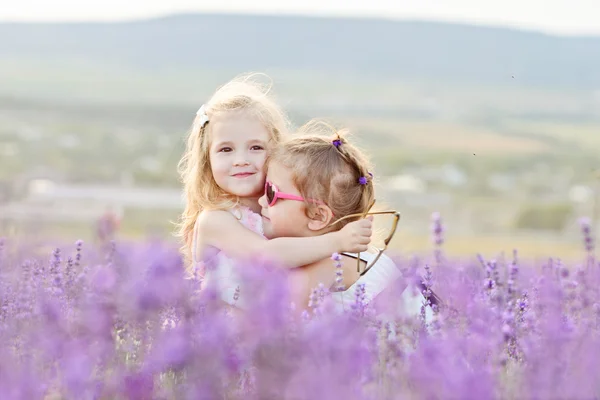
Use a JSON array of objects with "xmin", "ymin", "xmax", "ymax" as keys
[
  {"xmin": 326, "ymin": 210, "xmax": 401, "ymax": 228},
  {"xmin": 326, "ymin": 211, "xmax": 401, "ymax": 275}
]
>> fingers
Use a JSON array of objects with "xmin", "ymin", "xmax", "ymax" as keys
[
  {"xmin": 358, "ymin": 219, "xmax": 372, "ymax": 229},
  {"xmin": 351, "ymin": 229, "xmax": 371, "ymax": 240},
  {"xmin": 350, "ymin": 241, "xmax": 369, "ymax": 252},
  {"xmin": 360, "ymin": 227, "xmax": 372, "ymax": 235},
  {"xmin": 355, "ymin": 244, "xmax": 369, "ymax": 253},
  {"xmin": 356, "ymin": 230, "xmax": 372, "ymax": 245},
  {"xmin": 343, "ymin": 218, "xmax": 373, "ymax": 253},
  {"xmin": 347, "ymin": 234, "xmax": 370, "ymax": 253},
  {"xmin": 360, "ymin": 233, "xmax": 371, "ymax": 243}
]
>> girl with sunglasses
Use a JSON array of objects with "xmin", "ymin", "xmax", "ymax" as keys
[
  {"xmin": 259, "ymin": 120, "xmax": 409, "ymax": 311},
  {"xmin": 177, "ymin": 74, "xmax": 373, "ymax": 308}
]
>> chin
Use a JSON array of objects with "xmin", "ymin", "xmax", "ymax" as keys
[
  {"xmin": 238, "ymin": 190, "xmax": 263, "ymax": 199},
  {"xmin": 228, "ymin": 186, "xmax": 262, "ymax": 198}
]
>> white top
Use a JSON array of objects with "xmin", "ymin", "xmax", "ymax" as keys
[
  {"xmin": 332, "ymin": 252, "xmax": 428, "ymax": 319},
  {"xmin": 330, "ymin": 251, "xmax": 401, "ymax": 309},
  {"xmin": 192, "ymin": 206, "xmax": 264, "ymax": 308}
]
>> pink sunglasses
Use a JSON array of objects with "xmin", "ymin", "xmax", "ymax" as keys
[{"xmin": 264, "ymin": 181, "xmax": 316, "ymax": 207}]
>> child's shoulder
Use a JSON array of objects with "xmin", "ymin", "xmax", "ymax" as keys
[
  {"xmin": 196, "ymin": 209, "xmax": 237, "ymax": 231},
  {"xmin": 196, "ymin": 206, "xmax": 263, "ymax": 234}
]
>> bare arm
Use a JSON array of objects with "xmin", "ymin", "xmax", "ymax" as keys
[{"xmin": 197, "ymin": 210, "xmax": 371, "ymax": 268}]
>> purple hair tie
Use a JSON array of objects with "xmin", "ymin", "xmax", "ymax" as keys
[
  {"xmin": 358, "ymin": 172, "xmax": 373, "ymax": 185},
  {"xmin": 332, "ymin": 139, "xmax": 342, "ymax": 148}
]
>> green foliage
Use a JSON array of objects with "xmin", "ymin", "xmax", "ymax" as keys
[{"xmin": 513, "ymin": 202, "xmax": 574, "ymax": 231}]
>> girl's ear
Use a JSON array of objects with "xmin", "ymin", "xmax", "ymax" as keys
[{"xmin": 307, "ymin": 204, "xmax": 335, "ymax": 232}]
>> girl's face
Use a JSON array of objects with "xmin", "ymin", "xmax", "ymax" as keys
[
  {"xmin": 209, "ymin": 112, "xmax": 270, "ymax": 202},
  {"xmin": 258, "ymin": 161, "xmax": 311, "ymax": 239}
]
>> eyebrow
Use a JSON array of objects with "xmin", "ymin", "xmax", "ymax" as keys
[
  {"xmin": 248, "ymin": 139, "xmax": 267, "ymax": 146},
  {"xmin": 212, "ymin": 141, "xmax": 233, "ymax": 149}
]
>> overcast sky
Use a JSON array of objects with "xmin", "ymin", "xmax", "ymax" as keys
[{"xmin": 1, "ymin": 0, "xmax": 599, "ymax": 36}]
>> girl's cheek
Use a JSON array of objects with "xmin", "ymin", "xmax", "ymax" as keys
[{"xmin": 257, "ymin": 153, "xmax": 268, "ymax": 166}]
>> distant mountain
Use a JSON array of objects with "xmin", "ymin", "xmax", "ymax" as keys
[{"xmin": 1, "ymin": 13, "xmax": 599, "ymax": 90}]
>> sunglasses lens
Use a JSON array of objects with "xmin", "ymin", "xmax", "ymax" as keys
[{"xmin": 266, "ymin": 182, "xmax": 275, "ymax": 205}]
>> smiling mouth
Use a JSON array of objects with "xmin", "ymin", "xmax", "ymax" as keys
[{"xmin": 232, "ymin": 172, "xmax": 254, "ymax": 178}]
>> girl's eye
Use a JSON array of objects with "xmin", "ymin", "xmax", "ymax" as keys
[
  {"xmin": 250, "ymin": 145, "xmax": 264, "ymax": 151},
  {"xmin": 219, "ymin": 147, "xmax": 232, "ymax": 153}
]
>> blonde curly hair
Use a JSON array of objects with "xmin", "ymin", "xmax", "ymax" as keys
[{"xmin": 176, "ymin": 73, "xmax": 290, "ymax": 261}]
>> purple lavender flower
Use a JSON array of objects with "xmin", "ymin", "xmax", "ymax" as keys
[
  {"xmin": 48, "ymin": 247, "xmax": 63, "ymax": 296},
  {"xmin": 308, "ymin": 286, "xmax": 319, "ymax": 310},
  {"xmin": 1, "ymin": 218, "xmax": 600, "ymax": 398},
  {"xmin": 91, "ymin": 265, "xmax": 117, "ymax": 293},
  {"xmin": 332, "ymin": 252, "xmax": 344, "ymax": 291},
  {"xmin": 74, "ymin": 239, "xmax": 83, "ymax": 268},
  {"xmin": 148, "ymin": 327, "xmax": 191, "ymax": 372},
  {"xmin": 506, "ymin": 250, "xmax": 519, "ymax": 299},
  {"xmin": 351, "ymin": 283, "xmax": 367, "ymax": 316},
  {"xmin": 123, "ymin": 372, "xmax": 154, "ymax": 399},
  {"xmin": 579, "ymin": 217, "xmax": 595, "ymax": 268},
  {"xmin": 484, "ymin": 278, "xmax": 496, "ymax": 290},
  {"xmin": 431, "ymin": 212, "xmax": 444, "ymax": 246},
  {"xmin": 476, "ymin": 253, "xmax": 487, "ymax": 269},
  {"xmin": 431, "ymin": 212, "xmax": 445, "ymax": 269},
  {"xmin": 502, "ymin": 323, "xmax": 513, "ymax": 338}
]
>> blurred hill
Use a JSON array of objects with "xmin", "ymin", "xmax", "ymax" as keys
[{"xmin": 1, "ymin": 13, "xmax": 600, "ymax": 89}]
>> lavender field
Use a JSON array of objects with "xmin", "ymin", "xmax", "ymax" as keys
[{"xmin": 0, "ymin": 214, "xmax": 598, "ymax": 399}]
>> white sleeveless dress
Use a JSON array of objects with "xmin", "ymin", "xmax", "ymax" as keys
[{"xmin": 192, "ymin": 206, "xmax": 264, "ymax": 308}]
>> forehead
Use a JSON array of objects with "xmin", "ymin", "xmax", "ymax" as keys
[
  {"xmin": 267, "ymin": 161, "xmax": 298, "ymax": 194},
  {"xmin": 209, "ymin": 111, "xmax": 270, "ymax": 144}
]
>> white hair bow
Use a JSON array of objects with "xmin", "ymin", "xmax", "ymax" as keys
[{"xmin": 196, "ymin": 105, "xmax": 209, "ymax": 129}]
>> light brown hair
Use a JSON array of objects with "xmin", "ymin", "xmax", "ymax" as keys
[{"xmin": 269, "ymin": 120, "xmax": 375, "ymax": 229}]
